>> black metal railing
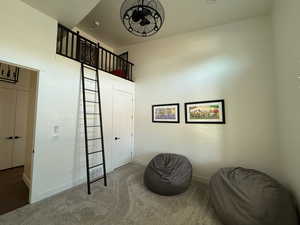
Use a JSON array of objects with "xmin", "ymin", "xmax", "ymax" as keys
[
  {"xmin": 0, "ymin": 63, "xmax": 20, "ymax": 83},
  {"xmin": 56, "ymin": 24, "xmax": 134, "ymax": 81}
]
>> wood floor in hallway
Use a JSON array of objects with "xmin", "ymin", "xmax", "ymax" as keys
[{"xmin": 0, "ymin": 167, "xmax": 29, "ymax": 215}]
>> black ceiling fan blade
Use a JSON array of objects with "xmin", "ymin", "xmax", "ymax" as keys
[
  {"xmin": 142, "ymin": 8, "xmax": 152, "ymax": 17},
  {"xmin": 132, "ymin": 10, "xmax": 142, "ymax": 22},
  {"xmin": 140, "ymin": 18, "xmax": 151, "ymax": 26}
]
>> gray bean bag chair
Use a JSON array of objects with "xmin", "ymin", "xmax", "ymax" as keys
[
  {"xmin": 144, "ymin": 153, "xmax": 192, "ymax": 196},
  {"xmin": 210, "ymin": 167, "xmax": 298, "ymax": 225}
]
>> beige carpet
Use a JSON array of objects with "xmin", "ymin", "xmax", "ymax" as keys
[{"xmin": 0, "ymin": 163, "xmax": 222, "ymax": 225}]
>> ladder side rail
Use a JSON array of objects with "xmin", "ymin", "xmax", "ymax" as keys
[
  {"xmin": 96, "ymin": 43, "xmax": 108, "ymax": 186},
  {"xmin": 81, "ymin": 63, "xmax": 92, "ymax": 194}
]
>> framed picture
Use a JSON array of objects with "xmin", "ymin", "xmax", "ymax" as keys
[
  {"xmin": 152, "ymin": 104, "xmax": 180, "ymax": 123},
  {"xmin": 185, "ymin": 100, "xmax": 225, "ymax": 124}
]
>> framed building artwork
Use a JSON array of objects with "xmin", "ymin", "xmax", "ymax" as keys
[
  {"xmin": 185, "ymin": 100, "xmax": 225, "ymax": 124},
  {"xmin": 152, "ymin": 104, "xmax": 180, "ymax": 123}
]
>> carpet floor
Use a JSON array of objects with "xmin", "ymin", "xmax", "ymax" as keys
[{"xmin": 0, "ymin": 163, "xmax": 222, "ymax": 225}]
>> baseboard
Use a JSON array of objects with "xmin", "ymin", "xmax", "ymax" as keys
[
  {"xmin": 132, "ymin": 158, "xmax": 147, "ymax": 166},
  {"xmin": 22, "ymin": 173, "xmax": 31, "ymax": 188},
  {"xmin": 193, "ymin": 174, "xmax": 210, "ymax": 184},
  {"xmin": 31, "ymin": 176, "xmax": 86, "ymax": 203},
  {"xmin": 31, "ymin": 168, "xmax": 115, "ymax": 203}
]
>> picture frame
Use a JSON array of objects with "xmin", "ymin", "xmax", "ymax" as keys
[
  {"xmin": 185, "ymin": 100, "xmax": 225, "ymax": 124},
  {"xmin": 152, "ymin": 103, "xmax": 180, "ymax": 123}
]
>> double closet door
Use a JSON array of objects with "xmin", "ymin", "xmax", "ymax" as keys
[
  {"xmin": 0, "ymin": 88, "xmax": 30, "ymax": 170},
  {"xmin": 99, "ymin": 72, "xmax": 135, "ymax": 172}
]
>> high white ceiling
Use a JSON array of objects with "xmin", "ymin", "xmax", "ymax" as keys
[
  {"xmin": 78, "ymin": 0, "xmax": 273, "ymax": 48},
  {"xmin": 21, "ymin": 0, "xmax": 102, "ymax": 28}
]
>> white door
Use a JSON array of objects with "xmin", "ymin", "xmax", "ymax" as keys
[
  {"xmin": 13, "ymin": 90, "xmax": 29, "ymax": 167},
  {"xmin": 112, "ymin": 90, "xmax": 133, "ymax": 169},
  {"xmin": 0, "ymin": 88, "xmax": 16, "ymax": 170}
]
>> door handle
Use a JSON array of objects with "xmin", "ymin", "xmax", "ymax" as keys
[
  {"xmin": 5, "ymin": 136, "xmax": 13, "ymax": 140},
  {"xmin": 115, "ymin": 137, "xmax": 120, "ymax": 140},
  {"xmin": 14, "ymin": 136, "xmax": 22, "ymax": 139}
]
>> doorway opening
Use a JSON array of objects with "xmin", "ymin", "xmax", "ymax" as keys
[{"xmin": 0, "ymin": 61, "xmax": 38, "ymax": 215}]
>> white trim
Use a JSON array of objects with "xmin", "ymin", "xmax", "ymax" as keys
[
  {"xmin": 192, "ymin": 174, "xmax": 210, "ymax": 184},
  {"xmin": 31, "ymin": 177, "xmax": 86, "ymax": 203},
  {"xmin": 31, "ymin": 168, "xmax": 115, "ymax": 203},
  {"xmin": 22, "ymin": 173, "xmax": 31, "ymax": 188},
  {"xmin": 132, "ymin": 158, "xmax": 146, "ymax": 166}
]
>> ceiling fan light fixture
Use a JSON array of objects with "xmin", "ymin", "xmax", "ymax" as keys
[{"xmin": 120, "ymin": 0, "xmax": 165, "ymax": 37}]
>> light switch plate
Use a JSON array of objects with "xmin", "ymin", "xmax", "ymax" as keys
[{"xmin": 53, "ymin": 125, "xmax": 60, "ymax": 137}]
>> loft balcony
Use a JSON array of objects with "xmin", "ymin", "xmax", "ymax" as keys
[{"xmin": 56, "ymin": 24, "xmax": 134, "ymax": 81}]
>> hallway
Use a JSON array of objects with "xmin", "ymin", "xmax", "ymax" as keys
[{"xmin": 0, "ymin": 167, "xmax": 29, "ymax": 215}]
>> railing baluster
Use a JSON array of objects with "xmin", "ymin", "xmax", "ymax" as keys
[
  {"xmin": 130, "ymin": 64, "xmax": 133, "ymax": 81},
  {"xmin": 109, "ymin": 53, "xmax": 111, "ymax": 72},
  {"xmin": 71, "ymin": 33, "xmax": 74, "ymax": 58},
  {"xmin": 66, "ymin": 31, "xmax": 69, "ymax": 57},
  {"xmin": 113, "ymin": 55, "xmax": 116, "ymax": 71},
  {"xmin": 60, "ymin": 27, "xmax": 63, "ymax": 55},
  {"xmin": 76, "ymin": 31, "xmax": 80, "ymax": 61},
  {"xmin": 85, "ymin": 40, "xmax": 88, "ymax": 64},
  {"xmin": 56, "ymin": 26, "xmax": 61, "ymax": 54},
  {"xmin": 101, "ymin": 48, "xmax": 103, "ymax": 70},
  {"xmin": 89, "ymin": 43, "xmax": 92, "ymax": 66},
  {"xmin": 97, "ymin": 43, "xmax": 100, "ymax": 70},
  {"xmin": 105, "ymin": 51, "xmax": 108, "ymax": 72}
]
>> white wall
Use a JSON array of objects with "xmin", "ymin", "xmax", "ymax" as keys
[
  {"xmin": 0, "ymin": 0, "xmax": 134, "ymax": 203},
  {"xmin": 273, "ymin": 0, "xmax": 300, "ymax": 204},
  {"xmin": 122, "ymin": 16, "xmax": 280, "ymax": 181}
]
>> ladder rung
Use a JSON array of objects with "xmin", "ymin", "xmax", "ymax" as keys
[
  {"xmin": 90, "ymin": 176, "xmax": 104, "ymax": 184},
  {"xmin": 89, "ymin": 163, "xmax": 103, "ymax": 170},
  {"xmin": 87, "ymin": 125, "xmax": 101, "ymax": 128},
  {"xmin": 86, "ymin": 113, "xmax": 100, "ymax": 115},
  {"xmin": 88, "ymin": 137, "xmax": 102, "ymax": 141},
  {"xmin": 85, "ymin": 88, "xmax": 98, "ymax": 92},
  {"xmin": 83, "ymin": 65, "xmax": 97, "ymax": 71},
  {"xmin": 84, "ymin": 77, "xmax": 97, "ymax": 82},
  {"xmin": 88, "ymin": 150, "xmax": 102, "ymax": 155},
  {"xmin": 86, "ymin": 101, "xmax": 99, "ymax": 104}
]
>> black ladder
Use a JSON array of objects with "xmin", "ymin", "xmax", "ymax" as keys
[{"xmin": 81, "ymin": 63, "xmax": 107, "ymax": 194}]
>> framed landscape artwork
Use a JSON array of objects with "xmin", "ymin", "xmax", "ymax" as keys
[
  {"xmin": 185, "ymin": 100, "xmax": 225, "ymax": 124},
  {"xmin": 152, "ymin": 104, "xmax": 180, "ymax": 123}
]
